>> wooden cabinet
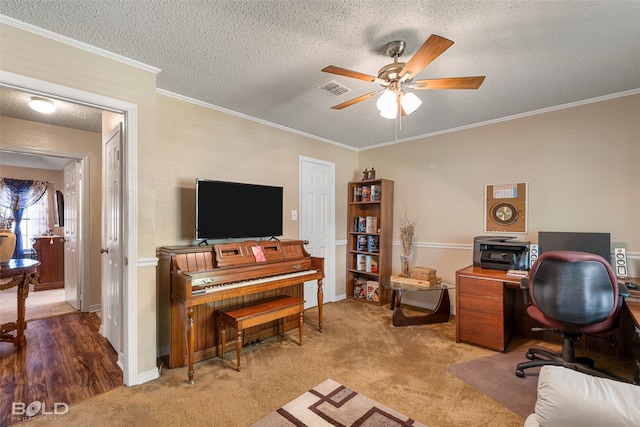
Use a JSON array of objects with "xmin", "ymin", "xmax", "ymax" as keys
[
  {"xmin": 346, "ymin": 178, "xmax": 394, "ymax": 305},
  {"xmin": 32, "ymin": 235, "xmax": 65, "ymax": 291},
  {"xmin": 455, "ymin": 265, "xmax": 516, "ymax": 351}
]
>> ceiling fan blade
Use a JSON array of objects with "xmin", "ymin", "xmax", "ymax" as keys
[
  {"xmin": 399, "ymin": 34, "xmax": 454, "ymax": 80},
  {"xmin": 412, "ymin": 76, "xmax": 486, "ymax": 90},
  {"xmin": 330, "ymin": 91, "xmax": 381, "ymax": 110},
  {"xmin": 322, "ymin": 66, "xmax": 385, "ymax": 84}
]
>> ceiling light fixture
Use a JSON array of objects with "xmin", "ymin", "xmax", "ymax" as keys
[
  {"xmin": 376, "ymin": 88, "xmax": 422, "ymax": 119},
  {"xmin": 29, "ymin": 97, "xmax": 56, "ymax": 114}
]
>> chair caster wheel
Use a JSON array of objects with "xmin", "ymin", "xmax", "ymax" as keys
[
  {"xmin": 526, "ymin": 352, "xmax": 536, "ymax": 361},
  {"xmin": 515, "ymin": 369, "xmax": 525, "ymax": 378}
]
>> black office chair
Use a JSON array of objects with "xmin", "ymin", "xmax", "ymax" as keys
[{"xmin": 515, "ymin": 250, "xmax": 630, "ymax": 380}]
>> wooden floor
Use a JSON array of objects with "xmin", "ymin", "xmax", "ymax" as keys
[{"xmin": 0, "ymin": 312, "xmax": 123, "ymax": 426}]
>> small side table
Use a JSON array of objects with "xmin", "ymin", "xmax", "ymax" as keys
[
  {"xmin": 1, "ymin": 258, "xmax": 40, "ymax": 348},
  {"xmin": 382, "ymin": 275, "xmax": 454, "ymax": 327}
]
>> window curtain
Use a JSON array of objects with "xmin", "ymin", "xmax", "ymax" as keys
[{"xmin": 0, "ymin": 178, "xmax": 48, "ymax": 258}]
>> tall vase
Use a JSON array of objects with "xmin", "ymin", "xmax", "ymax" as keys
[
  {"xmin": 0, "ymin": 229, "xmax": 17, "ymax": 264},
  {"xmin": 400, "ymin": 253, "xmax": 412, "ymax": 277}
]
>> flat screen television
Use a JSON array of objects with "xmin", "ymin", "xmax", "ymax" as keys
[
  {"xmin": 538, "ymin": 231, "xmax": 611, "ymax": 262},
  {"xmin": 196, "ymin": 179, "xmax": 283, "ymax": 240}
]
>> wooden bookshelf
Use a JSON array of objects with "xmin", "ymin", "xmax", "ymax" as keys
[{"xmin": 346, "ymin": 178, "xmax": 394, "ymax": 305}]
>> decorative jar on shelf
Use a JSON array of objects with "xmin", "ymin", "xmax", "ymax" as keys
[{"xmin": 0, "ymin": 229, "xmax": 16, "ymax": 264}]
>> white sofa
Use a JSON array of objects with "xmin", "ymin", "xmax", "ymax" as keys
[{"xmin": 525, "ymin": 365, "xmax": 640, "ymax": 427}]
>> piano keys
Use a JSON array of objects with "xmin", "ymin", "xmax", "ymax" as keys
[{"xmin": 158, "ymin": 239, "xmax": 324, "ymax": 384}]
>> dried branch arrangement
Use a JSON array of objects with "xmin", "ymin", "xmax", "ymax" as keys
[{"xmin": 399, "ymin": 208, "xmax": 416, "ymax": 257}]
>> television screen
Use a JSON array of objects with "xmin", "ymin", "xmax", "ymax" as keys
[
  {"xmin": 538, "ymin": 231, "xmax": 611, "ymax": 263},
  {"xmin": 196, "ymin": 179, "xmax": 283, "ymax": 240}
]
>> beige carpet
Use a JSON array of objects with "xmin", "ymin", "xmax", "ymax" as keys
[
  {"xmin": 18, "ymin": 299, "xmax": 533, "ymax": 427},
  {"xmin": 253, "ymin": 378, "xmax": 426, "ymax": 426}
]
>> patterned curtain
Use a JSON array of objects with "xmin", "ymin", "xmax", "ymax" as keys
[{"xmin": 0, "ymin": 178, "xmax": 48, "ymax": 258}]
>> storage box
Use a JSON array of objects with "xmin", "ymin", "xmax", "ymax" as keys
[{"xmin": 411, "ymin": 266, "xmax": 437, "ymax": 281}]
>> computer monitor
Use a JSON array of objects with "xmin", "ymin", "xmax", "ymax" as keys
[{"xmin": 538, "ymin": 231, "xmax": 611, "ymax": 263}]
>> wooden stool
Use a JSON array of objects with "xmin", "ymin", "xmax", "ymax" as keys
[{"xmin": 216, "ymin": 296, "xmax": 304, "ymax": 371}]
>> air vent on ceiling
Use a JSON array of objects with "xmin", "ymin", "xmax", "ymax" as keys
[{"xmin": 318, "ymin": 80, "xmax": 352, "ymax": 96}]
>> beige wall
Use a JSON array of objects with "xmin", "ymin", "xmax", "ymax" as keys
[
  {"xmin": 154, "ymin": 93, "xmax": 358, "ymax": 247},
  {"xmin": 358, "ymin": 93, "xmax": 640, "ymax": 308},
  {"xmin": 0, "ymin": 164, "xmax": 63, "ymax": 185}
]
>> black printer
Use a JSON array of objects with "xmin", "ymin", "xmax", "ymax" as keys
[{"xmin": 473, "ymin": 236, "xmax": 530, "ymax": 271}]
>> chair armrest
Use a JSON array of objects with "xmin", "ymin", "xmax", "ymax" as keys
[{"xmin": 618, "ymin": 282, "xmax": 630, "ymax": 298}]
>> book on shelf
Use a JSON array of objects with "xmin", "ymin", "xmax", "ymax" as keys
[
  {"xmin": 356, "ymin": 235, "xmax": 368, "ymax": 251},
  {"xmin": 367, "ymin": 235, "xmax": 379, "ymax": 252},
  {"xmin": 361, "ymin": 186, "xmax": 371, "ymax": 202},
  {"xmin": 370, "ymin": 185, "xmax": 381, "ymax": 201},
  {"xmin": 353, "ymin": 277, "xmax": 367, "ymax": 298},
  {"xmin": 365, "ymin": 216, "xmax": 377, "ymax": 233},
  {"xmin": 366, "ymin": 280, "xmax": 379, "ymax": 302},
  {"xmin": 352, "ymin": 186, "xmax": 363, "ymax": 202},
  {"xmin": 365, "ymin": 255, "xmax": 378, "ymax": 273}
]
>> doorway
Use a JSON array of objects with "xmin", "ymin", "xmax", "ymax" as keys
[
  {"xmin": 1, "ymin": 71, "xmax": 139, "ymax": 386},
  {"xmin": 0, "ymin": 151, "xmax": 84, "ymax": 316}
]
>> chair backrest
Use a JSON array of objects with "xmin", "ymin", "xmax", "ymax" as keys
[{"xmin": 529, "ymin": 250, "xmax": 619, "ymax": 326}]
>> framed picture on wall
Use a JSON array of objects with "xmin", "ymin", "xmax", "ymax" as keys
[{"xmin": 484, "ymin": 182, "xmax": 528, "ymax": 233}]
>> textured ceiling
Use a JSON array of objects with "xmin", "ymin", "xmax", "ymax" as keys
[{"xmin": 1, "ymin": 1, "xmax": 640, "ymax": 150}]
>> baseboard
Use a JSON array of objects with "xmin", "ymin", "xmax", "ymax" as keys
[{"xmin": 136, "ymin": 367, "xmax": 160, "ymax": 385}]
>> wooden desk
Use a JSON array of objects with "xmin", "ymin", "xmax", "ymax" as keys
[
  {"xmin": 0, "ymin": 259, "xmax": 40, "ymax": 348},
  {"xmin": 456, "ymin": 265, "xmax": 640, "ymax": 383},
  {"xmin": 626, "ymin": 299, "xmax": 640, "ymax": 384}
]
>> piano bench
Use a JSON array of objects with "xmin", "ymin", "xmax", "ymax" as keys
[{"xmin": 216, "ymin": 296, "xmax": 305, "ymax": 371}]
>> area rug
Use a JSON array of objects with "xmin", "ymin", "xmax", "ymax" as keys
[
  {"xmin": 445, "ymin": 347, "xmax": 539, "ymax": 419},
  {"xmin": 252, "ymin": 378, "xmax": 426, "ymax": 427}
]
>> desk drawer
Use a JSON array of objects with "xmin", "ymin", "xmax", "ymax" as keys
[
  {"xmin": 458, "ymin": 310, "xmax": 506, "ymax": 351},
  {"xmin": 458, "ymin": 277, "xmax": 503, "ymax": 298},
  {"xmin": 459, "ymin": 293, "xmax": 503, "ymax": 316}
]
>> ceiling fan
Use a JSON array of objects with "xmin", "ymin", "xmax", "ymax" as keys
[{"xmin": 322, "ymin": 34, "xmax": 485, "ymax": 118}]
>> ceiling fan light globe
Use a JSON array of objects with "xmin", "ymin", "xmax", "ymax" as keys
[
  {"xmin": 379, "ymin": 108, "xmax": 397, "ymax": 119},
  {"xmin": 376, "ymin": 90, "xmax": 396, "ymax": 113},
  {"xmin": 400, "ymin": 92, "xmax": 422, "ymax": 115}
]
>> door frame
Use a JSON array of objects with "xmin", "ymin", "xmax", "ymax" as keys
[{"xmin": 0, "ymin": 70, "xmax": 139, "ymax": 386}]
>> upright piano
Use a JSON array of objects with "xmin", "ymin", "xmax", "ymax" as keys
[{"xmin": 158, "ymin": 239, "xmax": 324, "ymax": 383}]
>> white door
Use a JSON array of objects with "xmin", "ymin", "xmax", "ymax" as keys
[
  {"xmin": 102, "ymin": 124, "xmax": 124, "ymax": 359},
  {"xmin": 63, "ymin": 160, "xmax": 81, "ymax": 310},
  {"xmin": 299, "ymin": 157, "xmax": 335, "ymax": 309}
]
